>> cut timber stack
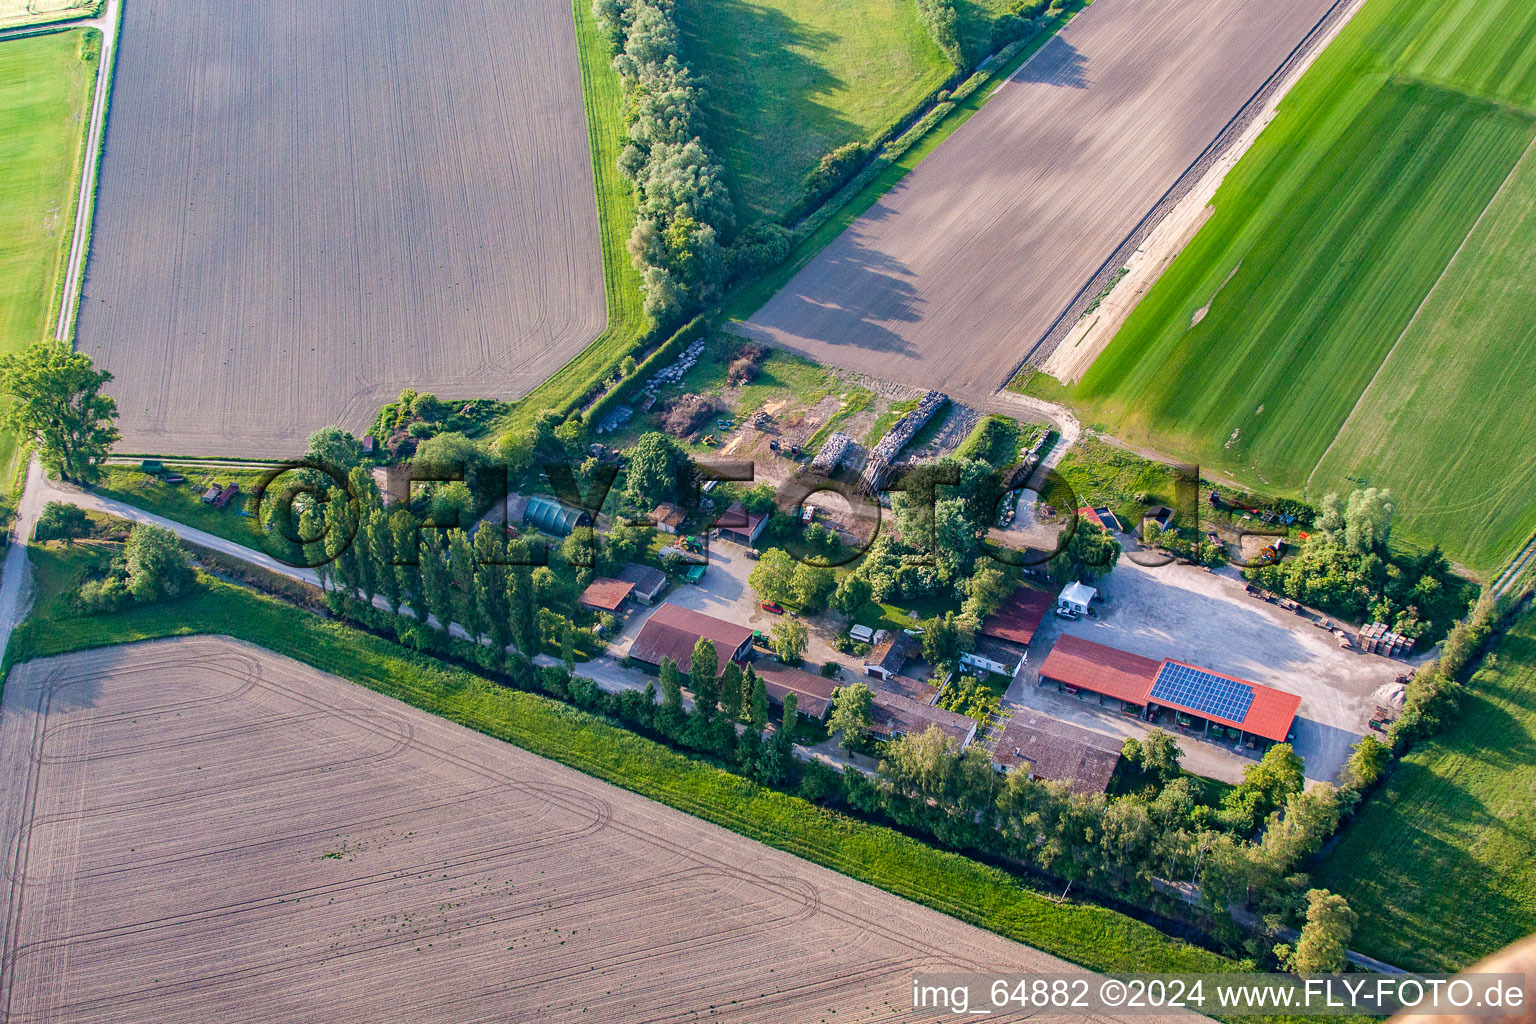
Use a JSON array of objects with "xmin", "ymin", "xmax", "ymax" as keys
[
  {"xmin": 860, "ymin": 391, "xmax": 948, "ymax": 492},
  {"xmin": 1360, "ymin": 622, "xmax": 1414, "ymax": 657}
]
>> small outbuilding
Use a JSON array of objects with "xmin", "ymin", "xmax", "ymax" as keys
[
  {"xmin": 618, "ymin": 563, "xmax": 668, "ymax": 605},
  {"xmin": 650, "ymin": 502, "xmax": 687, "ymax": 534},
  {"xmin": 715, "ymin": 500, "xmax": 768, "ymax": 547},
  {"xmin": 863, "ymin": 632, "xmax": 916, "ymax": 680},
  {"xmin": 1057, "ymin": 581, "xmax": 1097, "ymax": 618},
  {"xmin": 578, "ymin": 577, "xmax": 635, "ymax": 612}
]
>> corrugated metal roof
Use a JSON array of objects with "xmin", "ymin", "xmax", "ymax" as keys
[
  {"xmin": 1037, "ymin": 634, "xmax": 1161, "ymax": 704},
  {"xmin": 629, "ymin": 603, "xmax": 753, "ymax": 676}
]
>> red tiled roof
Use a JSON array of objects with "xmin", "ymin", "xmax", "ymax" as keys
[
  {"xmin": 629, "ymin": 603, "xmax": 752, "ymax": 677},
  {"xmin": 578, "ymin": 577, "xmax": 634, "ymax": 611},
  {"xmin": 980, "ymin": 587, "xmax": 1054, "ymax": 646},
  {"xmin": 1037, "ymin": 634, "xmax": 1161, "ymax": 704},
  {"xmin": 753, "ymin": 664, "xmax": 837, "ymax": 719},
  {"xmin": 1150, "ymin": 660, "xmax": 1301, "ymax": 743}
]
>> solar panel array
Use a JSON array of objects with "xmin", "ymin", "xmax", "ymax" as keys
[{"xmin": 1150, "ymin": 662, "xmax": 1254, "ymax": 723}]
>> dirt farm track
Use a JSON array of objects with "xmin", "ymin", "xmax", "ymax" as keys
[
  {"xmin": 0, "ymin": 638, "xmax": 1193, "ymax": 1023},
  {"xmin": 75, "ymin": 0, "xmax": 605, "ymax": 456},
  {"xmin": 739, "ymin": 0, "xmax": 1338, "ymax": 400}
]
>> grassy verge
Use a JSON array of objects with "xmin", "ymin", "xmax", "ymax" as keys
[
  {"xmin": 9, "ymin": 540, "xmax": 1237, "ymax": 976},
  {"xmin": 90, "ymin": 465, "xmax": 277, "ymax": 550},
  {"xmin": 0, "ymin": 28, "xmax": 99, "ymax": 490},
  {"xmin": 495, "ymin": 0, "xmax": 648, "ymax": 435},
  {"xmin": 1314, "ymin": 606, "xmax": 1536, "ymax": 971}
]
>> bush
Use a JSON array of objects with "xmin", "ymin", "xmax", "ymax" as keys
[
  {"xmin": 124, "ymin": 524, "xmax": 194, "ymax": 602},
  {"xmin": 78, "ymin": 575, "xmax": 133, "ymax": 613},
  {"xmin": 35, "ymin": 502, "xmax": 90, "ymax": 543},
  {"xmin": 914, "ymin": 0, "xmax": 962, "ymax": 64},
  {"xmin": 801, "ymin": 142, "xmax": 869, "ymax": 204}
]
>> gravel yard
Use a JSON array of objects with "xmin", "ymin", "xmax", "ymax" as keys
[{"xmin": 1008, "ymin": 557, "xmax": 1409, "ymax": 783}]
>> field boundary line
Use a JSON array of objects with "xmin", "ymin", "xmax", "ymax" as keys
[
  {"xmin": 49, "ymin": 0, "xmax": 117, "ymax": 340},
  {"xmin": 1305, "ymin": 129, "xmax": 1536, "ymax": 492},
  {"xmin": 1007, "ymin": 0, "xmax": 1364, "ymax": 381}
]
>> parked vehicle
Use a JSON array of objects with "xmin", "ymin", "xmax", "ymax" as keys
[{"xmin": 760, "ymin": 601, "xmax": 784, "ymax": 615}]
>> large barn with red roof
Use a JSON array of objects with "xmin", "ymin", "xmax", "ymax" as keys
[{"xmin": 1036, "ymin": 634, "xmax": 1299, "ymax": 748}]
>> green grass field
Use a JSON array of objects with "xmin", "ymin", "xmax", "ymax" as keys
[
  {"xmin": 1034, "ymin": 0, "xmax": 1536, "ymax": 577},
  {"xmin": 6, "ymin": 540, "xmax": 1237, "ymax": 978},
  {"xmin": 1311, "ymin": 141, "xmax": 1536, "ymax": 572},
  {"xmin": 0, "ymin": 29, "xmax": 98, "ymax": 488},
  {"xmin": 1315, "ymin": 608, "xmax": 1536, "ymax": 970},
  {"xmin": 0, "ymin": 0, "xmax": 97, "ymax": 30},
  {"xmin": 676, "ymin": 0, "xmax": 953, "ymax": 223},
  {"xmin": 91, "ymin": 464, "xmax": 279, "ymax": 550}
]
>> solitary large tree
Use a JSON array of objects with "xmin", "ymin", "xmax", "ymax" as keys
[{"xmin": 0, "ymin": 341, "xmax": 119, "ymax": 482}]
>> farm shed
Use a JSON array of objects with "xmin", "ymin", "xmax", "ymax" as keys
[
  {"xmin": 979, "ymin": 586, "xmax": 1054, "ymax": 648},
  {"xmin": 715, "ymin": 501, "xmax": 767, "ymax": 547},
  {"xmin": 523, "ymin": 496, "xmax": 590, "ymax": 538},
  {"xmin": 1057, "ymin": 582, "xmax": 1097, "ymax": 618},
  {"xmin": 1038, "ymin": 636, "xmax": 1301, "ymax": 747},
  {"xmin": 752, "ymin": 664, "xmax": 837, "ymax": 720},
  {"xmin": 863, "ymin": 632, "xmax": 916, "ymax": 680},
  {"xmin": 650, "ymin": 502, "xmax": 687, "ymax": 534},
  {"xmin": 1077, "ymin": 506, "xmax": 1123, "ymax": 533},
  {"xmin": 990, "ymin": 712, "xmax": 1122, "ymax": 795},
  {"xmin": 629, "ymin": 604, "xmax": 753, "ymax": 678},
  {"xmin": 1145, "ymin": 660, "xmax": 1300, "ymax": 746},
  {"xmin": 578, "ymin": 578, "xmax": 634, "ymax": 612},
  {"xmin": 618, "ymin": 563, "xmax": 668, "ymax": 605},
  {"xmin": 870, "ymin": 691, "xmax": 976, "ymax": 749},
  {"xmin": 1037, "ymin": 634, "xmax": 1160, "ymax": 711}
]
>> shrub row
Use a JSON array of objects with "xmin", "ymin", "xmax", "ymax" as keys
[{"xmin": 593, "ymin": 0, "xmax": 733, "ymax": 319}]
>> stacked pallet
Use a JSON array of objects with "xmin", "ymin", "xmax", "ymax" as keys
[{"xmin": 1360, "ymin": 622, "xmax": 1414, "ymax": 657}]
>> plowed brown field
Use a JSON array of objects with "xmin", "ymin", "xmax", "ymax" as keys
[
  {"xmin": 76, "ymin": 0, "xmax": 604, "ymax": 456},
  {"xmin": 738, "ymin": 0, "xmax": 1337, "ymax": 400},
  {"xmin": 0, "ymin": 637, "xmax": 1161, "ymax": 1022}
]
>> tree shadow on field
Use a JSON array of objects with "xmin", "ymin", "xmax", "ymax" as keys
[
  {"xmin": 675, "ymin": 0, "xmax": 864, "ymax": 224},
  {"xmin": 763, "ymin": 225, "xmax": 924, "ymax": 358},
  {"xmin": 1012, "ymin": 35, "xmax": 1089, "ymax": 89}
]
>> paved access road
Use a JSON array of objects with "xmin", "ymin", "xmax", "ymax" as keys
[{"xmin": 739, "ymin": 0, "xmax": 1338, "ymax": 402}]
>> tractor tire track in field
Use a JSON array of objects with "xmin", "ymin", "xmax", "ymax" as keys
[
  {"xmin": 0, "ymin": 637, "xmax": 1194, "ymax": 1023},
  {"xmin": 1307, "ymin": 131, "xmax": 1536, "ymax": 496}
]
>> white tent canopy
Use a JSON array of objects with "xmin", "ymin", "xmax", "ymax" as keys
[{"xmin": 1057, "ymin": 582, "xmax": 1097, "ymax": 616}]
